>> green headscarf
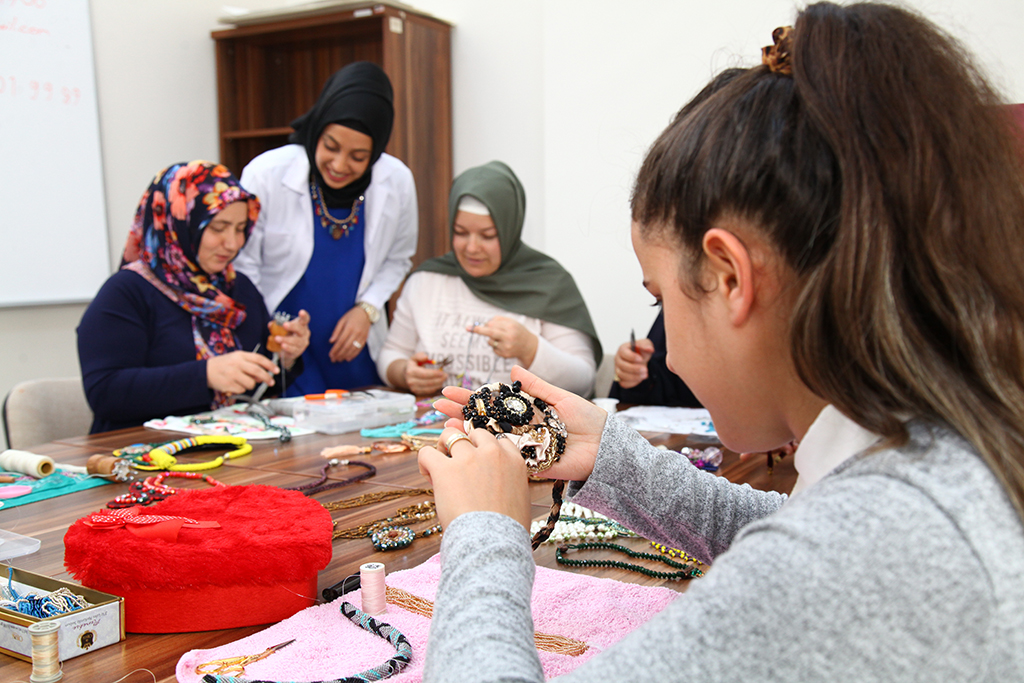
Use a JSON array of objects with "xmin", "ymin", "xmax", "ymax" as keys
[{"xmin": 416, "ymin": 161, "xmax": 602, "ymax": 363}]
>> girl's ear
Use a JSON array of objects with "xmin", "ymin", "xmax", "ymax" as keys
[{"xmin": 701, "ymin": 227, "xmax": 756, "ymax": 326}]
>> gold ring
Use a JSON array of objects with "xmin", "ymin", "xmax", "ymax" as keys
[
  {"xmin": 489, "ymin": 339, "xmax": 498, "ymax": 348},
  {"xmin": 444, "ymin": 433, "xmax": 473, "ymax": 454},
  {"xmin": 352, "ymin": 340, "xmax": 363, "ymax": 349}
]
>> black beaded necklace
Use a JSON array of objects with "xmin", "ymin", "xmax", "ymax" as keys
[{"xmin": 555, "ymin": 542, "xmax": 704, "ymax": 580}]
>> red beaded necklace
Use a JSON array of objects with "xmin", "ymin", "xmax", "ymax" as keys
[{"xmin": 107, "ymin": 471, "xmax": 226, "ymax": 508}]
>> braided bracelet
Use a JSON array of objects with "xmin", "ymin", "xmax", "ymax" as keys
[{"xmin": 199, "ymin": 601, "xmax": 411, "ymax": 683}]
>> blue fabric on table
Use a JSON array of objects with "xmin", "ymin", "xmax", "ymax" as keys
[
  {"xmin": 279, "ymin": 201, "xmax": 380, "ymax": 395},
  {"xmin": 77, "ymin": 269, "xmax": 279, "ymax": 433}
]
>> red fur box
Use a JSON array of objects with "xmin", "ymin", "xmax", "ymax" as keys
[{"xmin": 64, "ymin": 485, "xmax": 333, "ymax": 633}]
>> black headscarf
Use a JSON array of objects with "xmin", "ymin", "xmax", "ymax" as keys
[{"xmin": 288, "ymin": 61, "xmax": 394, "ymax": 207}]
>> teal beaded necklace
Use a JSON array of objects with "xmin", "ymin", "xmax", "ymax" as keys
[{"xmin": 555, "ymin": 542, "xmax": 704, "ymax": 580}]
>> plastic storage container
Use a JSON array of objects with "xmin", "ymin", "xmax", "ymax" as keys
[{"xmin": 292, "ymin": 390, "xmax": 417, "ymax": 435}]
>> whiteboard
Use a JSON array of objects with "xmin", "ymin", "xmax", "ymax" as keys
[{"xmin": 0, "ymin": 0, "xmax": 109, "ymax": 307}]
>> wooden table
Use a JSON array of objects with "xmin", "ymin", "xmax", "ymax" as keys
[{"xmin": 0, "ymin": 417, "xmax": 796, "ymax": 682}]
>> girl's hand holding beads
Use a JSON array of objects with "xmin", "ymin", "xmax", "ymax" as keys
[
  {"xmin": 431, "ymin": 366, "xmax": 606, "ymax": 483},
  {"xmin": 418, "ymin": 426, "xmax": 533, "ymax": 530}
]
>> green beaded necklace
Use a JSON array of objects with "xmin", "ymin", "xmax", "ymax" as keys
[{"xmin": 555, "ymin": 542, "xmax": 704, "ymax": 580}]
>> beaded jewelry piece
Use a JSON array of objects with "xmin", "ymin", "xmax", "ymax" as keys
[
  {"xmin": 310, "ymin": 179, "xmax": 364, "ymax": 240},
  {"xmin": 319, "ymin": 488, "xmax": 433, "ymax": 513},
  {"xmin": 681, "ymin": 446, "xmax": 723, "ymax": 472},
  {"xmin": 107, "ymin": 471, "xmax": 227, "ymax": 508},
  {"xmin": 128, "ymin": 436, "xmax": 252, "ymax": 472},
  {"xmin": 245, "ymin": 401, "xmax": 292, "ymax": 442},
  {"xmin": 461, "ymin": 381, "xmax": 567, "ymax": 474},
  {"xmin": 370, "ymin": 523, "xmax": 442, "ymax": 551},
  {"xmin": 332, "ymin": 501, "xmax": 442, "ymax": 551},
  {"xmin": 556, "ymin": 542, "xmax": 704, "ymax": 580},
  {"xmin": 283, "ymin": 459, "xmax": 376, "ymax": 497},
  {"xmin": 1, "ymin": 568, "xmax": 92, "ymax": 618},
  {"xmin": 459, "ymin": 381, "xmax": 570, "ymax": 549},
  {"xmin": 529, "ymin": 502, "xmax": 637, "ymax": 545},
  {"xmin": 199, "ymin": 601, "xmax": 411, "ymax": 683},
  {"xmin": 650, "ymin": 541, "xmax": 705, "ymax": 568}
]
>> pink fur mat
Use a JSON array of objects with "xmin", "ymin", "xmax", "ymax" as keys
[{"xmin": 176, "ymin": 553, "xmax": 678, "ymax": 682}]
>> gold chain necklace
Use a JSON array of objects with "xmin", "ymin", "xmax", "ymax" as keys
[
  {"xmin": 321, "ymin": 488, "xmax": 433, "ymax": 513},
  {"xmin": 310, "ymin": 179, "xmax": 363, "ymax": 239}
]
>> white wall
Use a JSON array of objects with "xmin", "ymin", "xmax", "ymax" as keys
[
  {"xmin": 0, "ymin": 0, "xmax": 283, "ymax": 448},
  {"xmin": 3, "ymin": 0, "xmax": 1022, "ymax": 447},
  {"xmin": 415, "ymin": 0, "xmax": 1024, "ymax": 352}
]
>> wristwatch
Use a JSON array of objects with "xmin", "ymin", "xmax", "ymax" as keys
[{"xmin": 357, "ymin": 301, "xmax": 380, "ymax": 324}]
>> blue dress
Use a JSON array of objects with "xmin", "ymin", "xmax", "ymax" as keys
[{"xmin": 278, "ymin": 201, "xmax": 381, "ymax": 394}]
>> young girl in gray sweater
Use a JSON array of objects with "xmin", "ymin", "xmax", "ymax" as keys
[{"xmin": 419, "ymin": 3, "xmax": 1024, "ymax": 680}]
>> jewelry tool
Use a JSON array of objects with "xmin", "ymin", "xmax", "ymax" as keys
[
  {"xmin": 416, "ymin": 355, "xmax": 454, "ymax": 369},
  {"xmin": 252, "ymin": 312, "xmax": 291, "ymax": 401},
  {"xmin": 195, "ymin": 638, "xmax": 296, "ymax": 677}
]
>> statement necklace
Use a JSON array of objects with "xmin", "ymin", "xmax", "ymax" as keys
[
  {"xmin": 556, "ymin": 541, "xmax": 704, "ymax": 580},
  {"xmin": 107, "ymin": 471, "xmax": 226, "ymax": 509},
  {"xmin": 310, "ymin": 179, "xmax": 363, "ymax": 239},
  {"xmin": 115, "ymin": 435, "xmax": 252, "ymax": 472},
  {"xmin": 462, "ymin": 381, "xmax": 569, "ymax": 549},
  {"xmin": 332, "ymin": 500, "xmax": 442, "ymax": 551}
]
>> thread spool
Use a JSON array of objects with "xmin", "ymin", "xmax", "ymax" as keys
[
  {"xmin": 0, "ymin": 450, "xmax": 55, "ymax": 478},
  {"xmin": 28, "ymin": 620, "xmax": 62, "ymax": 682},
  {"xmin": 360, "ymin": 562, "xmax": 386, "ymax": 616},
  {"xmin": 86, "ymin": 454, "xmax": 118, "ymax": 476}
]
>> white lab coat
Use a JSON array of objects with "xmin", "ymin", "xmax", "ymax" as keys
[{"xmin": 234, "ymin": 144, "xmax": 418, "ymax": 358}]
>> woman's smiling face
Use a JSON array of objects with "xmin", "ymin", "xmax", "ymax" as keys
[{"xmin": 314, "ymin": 124, "xmax": 372, "ymax": 189}]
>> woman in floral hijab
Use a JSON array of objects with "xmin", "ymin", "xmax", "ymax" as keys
[{"xmin": 78, "ymin": 161, "xmax": 310, "ymax": 433}]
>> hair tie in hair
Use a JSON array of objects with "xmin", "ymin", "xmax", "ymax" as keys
[{"xmin": 761, "ymin": 25, "xmax": 794, "ymax": 75}]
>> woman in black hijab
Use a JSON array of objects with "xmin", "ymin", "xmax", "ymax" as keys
[{"xmin": 234, "ymin": 62, "xmax": 419, "ymax": 393}]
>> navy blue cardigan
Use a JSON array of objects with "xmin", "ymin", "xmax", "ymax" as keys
[
  {"xmin": 608, "ymin": 311, "xmax": 702, "ymax": 408},
  {"xmin": 77, "ymin": 269, "xmax": 292, "ymax": 433}
]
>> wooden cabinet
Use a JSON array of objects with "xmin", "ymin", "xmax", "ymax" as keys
[{"xmin": 211, "ymin": 2, "xmax": 453, "ymax": 265}]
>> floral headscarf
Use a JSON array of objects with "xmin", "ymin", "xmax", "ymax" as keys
[{"xmin": 121, "ymin": 161, "xmax": 260, "ymax": 406}]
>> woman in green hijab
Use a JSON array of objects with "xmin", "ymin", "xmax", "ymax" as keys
[{"xmin": 377, "ymin": 161, "xmax": 601, "ymax": 396}]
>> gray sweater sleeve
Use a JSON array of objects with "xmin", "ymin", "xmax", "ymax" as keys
[
  {"xmin": 567, "ymin": 416, "xmax": 786, "ymax": 563},
  {"xmin": 423, "ymin": 421, "xmax": 1009, "ymax": 683}
]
